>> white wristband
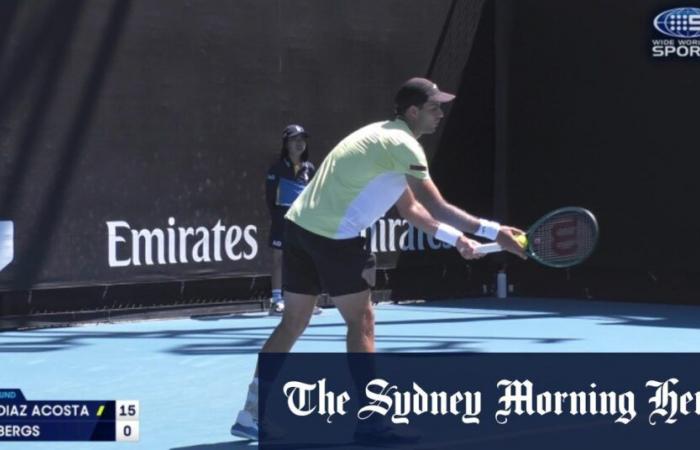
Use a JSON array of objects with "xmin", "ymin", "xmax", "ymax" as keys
[
  {"xmin": 476, "ymin": 219, "xmax": 500, "ymax": 240},
  {"xmin": 435, "ymin": 223, "xmax": 462, "ymax": 246}
]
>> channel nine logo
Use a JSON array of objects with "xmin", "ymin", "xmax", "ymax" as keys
[{"xmin": 651, "ymin": 7, "xmax": 700, "ymax": 57}]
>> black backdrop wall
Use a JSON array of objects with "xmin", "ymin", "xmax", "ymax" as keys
[
  {"xmin": 494, "ymin": 0, "xmax": 700, "ymax": 301},
  {"xmin": 1, "ymin": 0, "xmax": 699, "ymax": 307},
  {"xmin": 0, "ymin": 0, "xmax": 454, "ymax": 292}
]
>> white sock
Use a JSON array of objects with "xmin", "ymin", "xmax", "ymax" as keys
[
  {"xmin": 248, "ymin": 377, "xmax": 258, "ymax": 401},
  {"xmin": 271, "ymin": 289, "xmax": 282, "ymax": 302},
  {"xmin": 244, "ymin": 377, "xmax": 258, "ymax": 416}
]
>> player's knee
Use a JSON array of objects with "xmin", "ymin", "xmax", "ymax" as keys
[
  {"xmin": 279, "ymin": 314, "xmax": 309, "ymax": 338},
  {"xmin": 348, "ymin": 307, "xmax": 374, "ymax": 334}
]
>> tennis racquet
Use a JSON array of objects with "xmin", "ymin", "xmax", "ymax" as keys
[{"xmin": 474, "ymin": 207, "xmax": 599, "ymax": 268}]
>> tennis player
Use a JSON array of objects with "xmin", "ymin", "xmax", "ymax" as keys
[{"xmin": 231, "ymin": 77, "xmax": 526, "ymax": 440}]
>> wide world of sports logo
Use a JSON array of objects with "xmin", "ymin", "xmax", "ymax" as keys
[{"xmin": 651, "ymin": 7, "xmax": 700, "ymax": 57}]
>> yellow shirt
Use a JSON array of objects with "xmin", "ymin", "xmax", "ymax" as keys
[{"xmin": 286, "ymin": 119, "xmax": 429, "ymax": 238}]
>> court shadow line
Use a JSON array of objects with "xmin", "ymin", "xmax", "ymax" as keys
[
  {"xmin": 170, "ymin": 440, "xmax": 374, "ymax": 449},
  {"xmin": 0, "ymin": 311, "xmax": 574, "ymax": 354},
  {"xmin": 170, "ymin": 441, "xmax": 256, "ymax": 450}
]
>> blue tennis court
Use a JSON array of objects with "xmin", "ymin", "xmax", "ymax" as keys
[{"xmin": 2, "ymin": 297, "xmax": 699, "ymax": 449}]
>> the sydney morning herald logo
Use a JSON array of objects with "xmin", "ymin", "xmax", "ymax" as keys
[{"xmin": 651, "ymin": 7, "xmax": 700, "ymax": 57}]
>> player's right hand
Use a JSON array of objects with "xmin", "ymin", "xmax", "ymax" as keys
[{"xmin": 456, "ymin": 236, "xmax": 486, "ymax": 260}]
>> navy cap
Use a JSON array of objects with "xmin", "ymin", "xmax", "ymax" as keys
[
  {"xmin": 394, "ymin": 77, "xmax": 455, "ymax": 111},
  {"xmin": 282, "ymin": 124, "xmax": 308, "ymax": 139}
]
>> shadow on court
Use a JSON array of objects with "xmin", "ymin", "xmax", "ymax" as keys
[
  {"xmin": 171, "ymin": 442, "xmax": 384, "ymax": 450},
  {"xmin": 0, "ymin": 310, "xmax": 576, "ymax": 354},
  {"xmin": 403, "ymin": 297, "xmax": 700, "ymax": 330},
  {"xmin": 170, "ymin": 441, "xmax": 372, "ymax": 450},
  {"xmin": 171, "ymin": 441, "xmax": 257, "ymax": 449},
  {"xmin": 3, "ymin": 297, "xmax": 700, "ymax": 354}
]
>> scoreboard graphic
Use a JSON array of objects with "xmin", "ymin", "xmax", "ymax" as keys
[{"xmin": 0, "ymin": 389, "xmax": 139, "ymax": 442}]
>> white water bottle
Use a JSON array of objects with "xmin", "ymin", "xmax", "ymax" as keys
[{"xmin": 496, "ymin": 270, "xmax": 507, "ymax": 299}]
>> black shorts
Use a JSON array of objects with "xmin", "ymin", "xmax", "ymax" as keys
[{"xmin": 283, "ymin": 220, "xmax": 375, "ymax": 297}]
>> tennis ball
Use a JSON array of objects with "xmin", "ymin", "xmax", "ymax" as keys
[{"xmin": 516, "ymin": 234, "xmax": 528, "ymax": 248}]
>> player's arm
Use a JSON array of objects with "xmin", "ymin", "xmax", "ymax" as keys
[
  {"xmin": 395, "ymin": 188, "xmax": 484, "ymax": 260},
  {"xmin": 405, "ymin": 176, "xmax": 526, "ymax": 259}
]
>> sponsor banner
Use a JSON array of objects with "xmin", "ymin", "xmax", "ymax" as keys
[
  {"xmin": 0, "ymin": 210, "xmax": 452, "ymax": 291},
  {"xmin": 0, "ymin": 208, "xmax": 454, "ymax": 290},
  {"xmin": 106, "ymin": 218, "xmax": 258, "ymax": 268},
  {"xmin": 363, "ymin": 212, "xmax": 452, "ymax": 268},
  {"xmin": 260, "ymin": 353, "xmax": 700, "ymax": 449},
  {"xmin": 0, "ymin": 214, "xmax": 267, "ymax": 291}
]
